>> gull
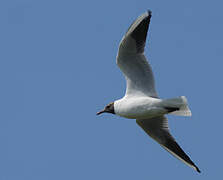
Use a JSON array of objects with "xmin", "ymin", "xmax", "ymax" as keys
[{"xmin": 97, "ymin": 10, "xmax": 200, "ymax": 173}]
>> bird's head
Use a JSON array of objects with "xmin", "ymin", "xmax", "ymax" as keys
[{"xmin": 97, "ymin": 102, "xmax": 115, "ymax": 115}]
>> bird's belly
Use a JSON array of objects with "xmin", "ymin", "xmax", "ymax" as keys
[
  {"xmin": 115, "ymin": 98, "xmax": 166, "ymax": 119},
  {"xmin": 121, "ymin": 106, "xmax": 165, "ymax": 119}
]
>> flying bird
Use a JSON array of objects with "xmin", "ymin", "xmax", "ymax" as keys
[{"xmin": 97, "ymin": 10, "xmax": 200, "ymax": 173}]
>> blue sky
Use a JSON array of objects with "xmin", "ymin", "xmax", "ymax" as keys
[{"xmin": 0, "ymin": 0, "xmax": 222, "ymax": 179}]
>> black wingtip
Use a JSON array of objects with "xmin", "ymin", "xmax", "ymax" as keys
[
  {"xmin": 147, "ymin": 10, "xmax": 152, "ymax": 17},
  {"xmin": 195, "ymin": 166, "xmax": 201, "ymax": 173}
]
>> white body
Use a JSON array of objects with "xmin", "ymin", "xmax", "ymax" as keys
[
  {"xmin": 114, "ymin": 95, "xmax": 191, "ymax": 119},
  {"xmin": 115, "ymin": 96, "xmax": 163, "ymax": 119}
]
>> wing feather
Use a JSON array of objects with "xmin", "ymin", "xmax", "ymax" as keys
[
  {"xmin": 117, "ymin": 11, "xmax": 157, "ymax": 97},
  {"xmin": 136, "ymin": 116, "xmax": 200, "ymax": 173}
]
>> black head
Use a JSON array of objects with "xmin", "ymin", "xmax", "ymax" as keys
[{"xmin": 97, "ymin": 102, "xmax": 115, "ymax": 115}]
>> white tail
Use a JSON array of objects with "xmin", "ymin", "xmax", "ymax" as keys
[{"xmin": 162, "ymin": 96, "xmax": 192, "ymax": 116}]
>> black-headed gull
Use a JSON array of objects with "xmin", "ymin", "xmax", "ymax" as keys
[{"xmin": 97, "ymin": 10, "xmax": 200, "ymax": 173}]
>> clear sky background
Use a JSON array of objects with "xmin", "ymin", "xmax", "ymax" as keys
[{"xmin": 0, "ymin": 0, "xmax": 222, "ymax": 179}]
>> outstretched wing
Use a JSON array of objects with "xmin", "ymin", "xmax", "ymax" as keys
[
  {"xmin": 136, "ymin": 116, "xmax": 200, "ymax": 173},
  {"xmin": 117, "ymin": 11, "xmax": 157, "ymax": 97}
]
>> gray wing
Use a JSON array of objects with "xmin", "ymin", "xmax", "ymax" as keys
[
  {"xmin": 136, "ymin": 116, "xmax": 200, "ymax": 173},
  {"xmin": 117, "ymin": 11, "xmax": 157, "ymax": 97}
]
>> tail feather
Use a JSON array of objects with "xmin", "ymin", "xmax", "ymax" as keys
[{"xmin": 163, "ymin": 96, "xmax": 192, "ymax": 117}]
